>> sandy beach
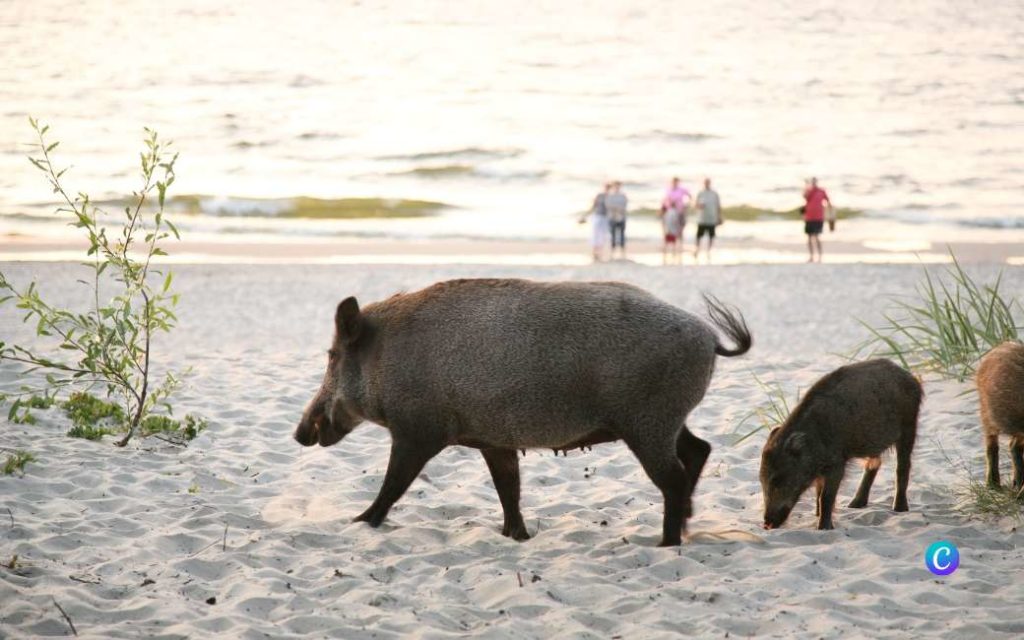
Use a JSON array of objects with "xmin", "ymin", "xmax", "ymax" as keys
[{"xmin": 2, "ymin": 261, "xmax": 1023, "ymax": 638}]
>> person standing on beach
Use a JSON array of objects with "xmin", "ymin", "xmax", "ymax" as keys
[
  {"xmin": 579, "ymin": 182, "xmax": 611, "ymax": 261},
  {"xmin": 803, "ymin": 177, "xmax": 833, "ymax": 263},
  {"xmin": 694, "ymin": 178, "xmax": 722, "ymax": 261},
  {"xmin": 605, "ymin": 181, "xmax": 628, "ymax": 259},
  {"xmin": 660, "ymin": 177, "xmax": 689, "ymax": 264}
]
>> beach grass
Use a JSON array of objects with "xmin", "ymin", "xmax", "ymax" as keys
[
  {"xmin": 732, "ymin": 373, "xmax": 795, "ymax": 444},
  {"xmin": 853, "ymin": 251, "xmax": 1022, "ymax": 381},
  {"xmin": 957, "ymin": 480, "xmax": 1024, "ymax": 521}
]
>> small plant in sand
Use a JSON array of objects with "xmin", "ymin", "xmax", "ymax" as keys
[
  {"xmin": 0, "ymin": 119, "xmax": 185, "ymax": 446},
  {"xmin": 853, "ymin": 251, "xmax": 1022, "ymax": 382},
  {"xmin": 936, "ymin": 441, "xmax": 1023, "ymax": 521},
  {"xmin": 732, "ymin": 373, "xmax": 795, "ymax": 444},
  {"xmin": 2, "ymin": 450, "xmax": 37, "ymax": 476},
  {"xmin": 4, "ymin": 394, "xmax": 55, "ymax": 425}
]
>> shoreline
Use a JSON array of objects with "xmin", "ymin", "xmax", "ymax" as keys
[{"xmin": 1, "ymin": 234, "xmax": 1022, "ymax": 266}]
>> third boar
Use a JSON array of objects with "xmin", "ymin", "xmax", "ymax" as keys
[
  {"xmin": 976, "ymin": 341, "xmax": 1024, "ymax": 499},
  {"xmin": 760, "ymin": 359, "xmax": 922, "ymax": 530},
  {"xmin": 294, "ymin": 278, "xmax": 751, "ymax": 546}
]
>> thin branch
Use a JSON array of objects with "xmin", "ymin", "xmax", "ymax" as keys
[{"xmin": 52, "ymin": 597, "xmax": 78, "ymax": 636}]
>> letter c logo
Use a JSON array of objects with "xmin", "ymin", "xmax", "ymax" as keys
[{"xmin": 925, "ymin": 541, "xmax": 959, "ymax": 576}]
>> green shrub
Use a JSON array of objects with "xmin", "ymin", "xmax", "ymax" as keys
[
  {"xmin": 3, "ymin": 394, "xmax": 55, "ymax": 425},
  {"xmin": 2, "ymin": 451, "xmax": 37, "ymax": 476},
  {"xmin": 66, "ymin": 424, "xmax": 116, "ymax": 441},
  {"xmin": 140, "ymin": 413, "xmax": 208, "ymax": 442},
  {"xmin": 0, "ymin": 119, "xmax": 184, "ymax": 446}
]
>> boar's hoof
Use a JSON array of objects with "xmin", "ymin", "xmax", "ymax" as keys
[
  {"xmin": 892, "ymin": 500, "xmax": 909, "ymax": 512},
  {"xmin": 847, "ymin": 497, "xmax": 868, "ymax": 509},
  {"xmin": 816, "ymin": 521, "xmax": 834, "ymax": 531},
  {"xmin": 354, "ymin": 507, "xmax": 385, "ymax": 528},
  {"xmin": 502, "ymin": 522, "xmax": 531, "ymax": 541},
  {"xmin": 657, "ymin": 534, "xmax": 683, "ymax": 547}
]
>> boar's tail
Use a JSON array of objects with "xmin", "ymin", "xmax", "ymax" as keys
[{"xmin": 704, "ymin": 294, "xmax": 752, "ymax": 357}]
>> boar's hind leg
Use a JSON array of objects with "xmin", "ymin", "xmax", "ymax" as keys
[
  {"xmin": 675, "ymin": 425, "xmax": 712, "ymax": 495},
  {"xmin": 984, "ymin": 433, "xmax": 1001, "ymax": 489},
  {"xmin": 848, "ymin": 457, "xmax": 881, "ymax": 508},
  {"xmin": 354, "ymin": 439, "xmax": 445, "ymax": 528},
  {"xmin": 481, "ymin": 448, "xmax": 530, "ymax": 541},
  {"xmin": 893, "ymin": 430, "xmax": 915, "ymax": 512},
  {"xmin": 1010, "ymin": 435, "xmax": 1024, "ymax": 493},
  {"xmin": 624, "ymin": 434, "xmax": 692, "ymax": 547}
]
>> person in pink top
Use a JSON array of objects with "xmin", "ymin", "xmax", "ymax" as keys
[
  {"xmin": 803, "ymin": 177, "xmax": 833, "ymax": 263},
  {"xmin": 659, "ymin": 177, "xmax": 690, "ymax": 264}
]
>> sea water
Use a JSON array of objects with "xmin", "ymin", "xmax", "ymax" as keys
[{"xmin": 1, "ymin": 0, "xmax": 1021, "ymax": 249}]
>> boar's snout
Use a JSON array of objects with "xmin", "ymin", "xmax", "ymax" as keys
[
  {"xmin": 295, "ymin": 392, "xmax": 354, "ymax": 448},
  {"xmin": 294, "ymin": 424, "xmax": 317, "ymax": 446},
  {"xmin": 294, "ymin": 400, "xmax": 325, "ymax": 447},
  {"xmin": 762, "ymin": 503, "xmax": 794, "ymax": 530}
]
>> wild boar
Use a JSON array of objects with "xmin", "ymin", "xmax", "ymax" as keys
[
  {"xmin": 760, "ymin": 359, "xmax": 921, "ymax": 530},
  {"xmin": 977, "ymin": 341, "xmax": 1024, "ymax": 499},
  {"xmin": 294, "ymin": 278, "xmax": 752, "ymax": 546}
]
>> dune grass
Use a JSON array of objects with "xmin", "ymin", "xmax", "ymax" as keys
[
  {"xmin": 731, "ymin": 373, "xmax": 795, "ymax": 444},
  {"xmin": 853, "ymin": 251, "xmax": 1022, "ymax": 382},
  {"xmin": 957, "ymin": 480, "xmax": 1023, "ymax": 520},
  {"xmin": 936, "ymin": 440, "xmax": 1023, "ymax": 521}
]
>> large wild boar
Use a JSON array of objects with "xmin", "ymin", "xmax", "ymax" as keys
[
  {"xmin": 977, "ymin": 341, "xmax": 1024, "ymax": 499},
  {"xmin": 760, "ymin": 359, "xmax": 921, "ymax": 530},
  {"xmin": 294, "ymin": 278, "xmax": 751, "ymax": 546}
]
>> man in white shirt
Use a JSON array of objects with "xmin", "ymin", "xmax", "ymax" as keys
[{"xmin": 694, "ymin": 178, "xmax": 722, "ymax": 260}]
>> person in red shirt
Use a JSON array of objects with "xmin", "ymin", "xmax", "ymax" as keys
[{"xmin": 803, "ymin": 177, "xmax": 833, "ymax": 263}]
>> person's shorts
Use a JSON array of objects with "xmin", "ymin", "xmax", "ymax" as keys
[
  {"xmin": 697, "ymin": 224, "xmax": 716, "ymax": 239},
  {"xmin": 805, "ymin": 220, "xmax": 824, "ymax": 235},
  {"xmin": 664, "ymin": 233, "xmax": 677, "ymax": 243}
]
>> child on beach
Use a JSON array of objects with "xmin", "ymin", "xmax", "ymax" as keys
[{"xmin": 660, "ymin": 177, "xmax": 689, "ymax": 264}]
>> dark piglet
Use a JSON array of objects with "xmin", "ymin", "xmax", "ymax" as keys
[
  {"xmin": 294, "ymin": 278, "xmax": 752, "ymax": 546},
  {"xmin": 760, "ymin": 359, "xmax": 921, "ymax": 530},
  {"xmin": 977, "ymin": 341, "xmax": 1024, "ymax": 499}
]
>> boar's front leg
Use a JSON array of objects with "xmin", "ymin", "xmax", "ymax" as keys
[
  {"xmin": 816, "ymin": 468, "xmax": 844, "ymax": 530},
  {"xmin": 354, "ymin": 438, "xmax": 445, "ymax": 528},
  {"xmin": 481, "ymin": 448, "xmax": 530, "ymax": 541}
]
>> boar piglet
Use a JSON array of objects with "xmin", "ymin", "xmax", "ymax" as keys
[
  {"xmin": 295, "ymin": 278, "xmax": 752, "ymax": 546},
  {"xmin": 977, "ymin": 341, "xmax": 1024, "ymax": 499},
  {"xmin": 760, "ymin": 359, "xmax": 921, "ymax": 530}
]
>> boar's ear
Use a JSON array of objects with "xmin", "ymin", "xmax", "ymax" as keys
[
  {"xmin": 784, "ymin": 432, "xmax": 807, "ymax": 455},
  {"xmin": 335, "ymin": 297, "xmax": 362, "ymax": 342}
]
